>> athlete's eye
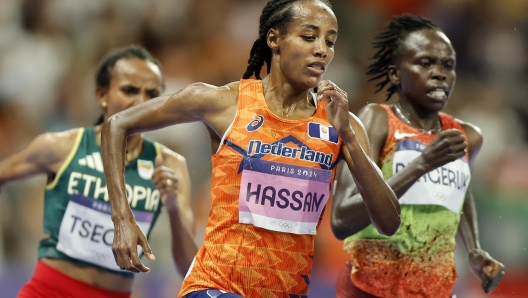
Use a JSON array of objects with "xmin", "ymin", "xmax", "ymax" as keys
[
  {"xmin": 419, "ymin": 59, "xmax": 432, "ymax": 67},
  {"xmin": 302, "ymin": 36, "xmax": 315, "ymax": 41},
  {"xmin": 121, "ymin": 86, "xmax": 139, "ymax": 95},
  {"xmin": 147, "ymin": 90, "xmax": 160, "ymax": 99},
  {"xmin": 444, "ymin": 61, "xmax": 455, "ymax": 70},
  {"xmin": 326, "ymin": 40, "xmax": 335, "ymax": 48}
]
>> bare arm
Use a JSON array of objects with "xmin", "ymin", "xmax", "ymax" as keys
[
  {"xmin": 317, "ymin": 82, "xmax": 400, "ymax": 238},
  {"xmin": 457, "ymin": 122, "xmax": 483, "ymax": 253},
  {"xmin": 331, "ymin": 104, "xmax": 395, "ymax": 239},
  {"xmin": 337, "ymin": 113, "xmax": 401, "ymax": 237},
  {"xmin": 332, "ymin": 104, "xmax": 467, "ymax": 239},
  {"xmin": 458, "ymin": 186, "xmax": 480, "ymax": 251},
  {"xmin": 0, "ymin": 130, "xmax": 78, "ymax": 190},
  {"xmin": 456, "ymin": 121, "xmax": 504, "ymax": 293},
  {"xmin": 152, "ymin": 147, "xmax": 198, "ymax": 276},
  {"xmin": 102, "ymin": 82, "xmax": 237, "ymax": 272}
]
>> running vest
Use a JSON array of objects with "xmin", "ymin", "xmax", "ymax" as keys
[
  {"xmin": 38, "ymin": 127, "xmax": 162, "ymax": 278},
  {"xmin": 344, "ymin": 104, "xmax": 471, "ymax": 298},
  {"xmin": 180, "ymin": 80, "xmax": 341, "ymax": 298}
]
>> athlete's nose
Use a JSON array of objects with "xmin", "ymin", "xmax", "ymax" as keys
[
  {"xmin": 431, "ymin": 66, "xmax": 446, "ymax": 81},
  {"xmin": 314, "ymin": 38, "xmax": 328, "ymax": 58}
]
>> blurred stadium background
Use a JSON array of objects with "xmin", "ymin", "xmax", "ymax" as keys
[{"xmin": 0, "ymin": 0, "xmax": 527, "ymax": 297}]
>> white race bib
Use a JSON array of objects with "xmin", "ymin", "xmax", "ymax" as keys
[
  {"xmin": 238, "ymin": 158, "xmax": 332, "ymax": 235},
  {"xmin": 57, "ymin": 194, "xmax": 154, "ymax": 271},
  {"xmin": 393, "ymin": 139, "xmax": 471, "ymax": 213}
]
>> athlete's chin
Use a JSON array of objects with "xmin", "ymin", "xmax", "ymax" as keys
[
  {"xmin": 304, "ymin": 76, "xmax": 324, "ymax": 89},
  {"xmin": 287, "ymin": 73, "xmax": 324, "ymax": 91},
  {"xmin": 417, "ymin": 97, "xmax": 448, "ymax": 112},
  {"xmin": 430, "ymin": 100, "xmax": 448, "ymax": 112}
]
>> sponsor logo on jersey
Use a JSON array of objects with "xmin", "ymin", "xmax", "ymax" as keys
[
  {"xmin": 247, "ymin": 140, "xmax": 334, "ymax": 167},
  {"xmin": 246, "ymin": 114, "xmax": 265, "ymax": 132},
  {"xmin": 138, "ymin": 159, "xmax": 154, "ymax": 180},
  {"xmin": 78, "ymin": 152, "xmax": 104, "ymax": 172},
  {"xmin": 394, "ymin": 130, "xmax": 418, "ymax": 140},
  {"xmin": 307, "ymin": 122, "xmax": 339, "ymax": 144}
]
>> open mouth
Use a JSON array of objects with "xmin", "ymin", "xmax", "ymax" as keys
[
  {"xmin": 308, "ymin": 62, "xmax": 326, "ymax": 73},
  {"xmin": 427, "ymin": 88, "xmax": 448, "ymax": 100}
]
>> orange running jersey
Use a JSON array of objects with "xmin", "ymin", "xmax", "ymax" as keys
[
  {"xmin": 179, "ymin": 79, "xmax": 342, "ymax": 298},
  {"xmin": 344, "ymin": 104, "xmax": 471, "ymax": 298}
]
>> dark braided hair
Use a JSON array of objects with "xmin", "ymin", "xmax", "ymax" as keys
[
  {"xmin": 366, "ymin": 14, "xmax": 439, "ymax": 100},
  {"xmin": 95, "ymin": 45, "xmax": 165, "ymax": 125},
  {"xmin": 242, "ymin": 0, "xmax": 332, "ymax": 80}
]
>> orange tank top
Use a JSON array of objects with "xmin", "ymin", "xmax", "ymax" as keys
[{"xmin": 179, "ymin": 79, "xmax": 342, "ymax": 298}]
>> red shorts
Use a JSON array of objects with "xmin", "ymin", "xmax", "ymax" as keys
[
  {"xmin": 17, "ymin": 260, "xmax": 132, "ymax": 298},
  {"xmin": 336, "ymin": 262, "xmax": 379, "ymax": 298}
]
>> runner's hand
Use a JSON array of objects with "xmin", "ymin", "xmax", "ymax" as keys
[
  {"xmin": 468, "ymin": 249, "xmax": 505, "ymax": 293},
  {"xmin": 317, "ymin": 80, "xmax": 354, "ymax": 140},
  {"xmin": 112, "ymin": 218, "xmax": 155, "ymax": 273},
  {"xmin": 152, "ymin": 156, "xmax": 178, "ymax": 210},
  {"xmin": 419, "ymin": 129, "xmax": 466, "ymax": 171}
]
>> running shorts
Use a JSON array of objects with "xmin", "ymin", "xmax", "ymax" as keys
[
  {"xmin": 17, "ymin": 260, "xmax": 132, "ymax": 298},
  {"xmin": 183, "ymin": 289, "xmax": 243, "ymax": 298}
]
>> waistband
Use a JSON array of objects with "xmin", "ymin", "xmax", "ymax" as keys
[{"xmin": 26, "ymin": 260, "xmax": 131, "ymax": 298}]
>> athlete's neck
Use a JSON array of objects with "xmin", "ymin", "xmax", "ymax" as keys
[
  {"xmin": 394, "ymin": 99, "xmax": 441, "ymax": 133},
  {"xmin": 261, "ymin": 76, "xmax": 315, "ymax": 119}
]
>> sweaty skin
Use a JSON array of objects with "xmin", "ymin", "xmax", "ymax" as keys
[
  {"xmin": 101, "ymin": 0, "xmax": 400, "ymax": 274},
  {"xmin": 0, "ymin": 57, "xmax": 197, "ymax": 292},
  {"xmin": 332, "ymin": 29, "xmax": 504, "ymax": 296}
]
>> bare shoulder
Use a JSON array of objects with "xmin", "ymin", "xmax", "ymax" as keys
[
  {"xmin": 456, "ymin": 119, "xmax": 483, "ymax": 160},
  {"xmin": 184, "ymin": 81, "xmax": 239, "ymax": 96},
  {"xmin": 358, "ymin": 103, "xmax": 386, "ymax": 115},
  {"xmin": 34, "ymin": 128, "xmax": 81, "ymax": 153},
  {"xmin": 456, "ymin": 119, "xmax": 483, "ymax": 144},
  {"xmin": 345, "ymin": 104, "xmax": 389, "ymax": 161},
  {"xmin": 456, "ymin": 119, "xmax": 482, "ymax": 136},
  {"xmin": 28, "ymin": 128, "xmax": 83, "ymax": 171},
  {"xmin": 357, "ymin": 103, "xmax": 389, "ymax": 126},
  {"xmin": 347, "ymin": 111, "xmax": 366, "ymax": 132},
  {"xmin": 166, "ymin": 81, "xmax": 240, "ymax": 133},
  {"xmin": 357, "ymin": 103, "xmax": 389, "ymax": 145},
  {"xmin": 176, "ymin": 81, "xmax": 240, "ymax": 111}
]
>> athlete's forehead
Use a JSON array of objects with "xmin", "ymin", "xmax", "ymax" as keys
[
  {"xmin": 113, "ymin": 58, "xmax": 161, "ymax": 78},
  {"xmin": 111, "ymin": 57, "xmax": 163, "ymax": 88},
  {"xmin": 399, "ymin": 29, "xmax": 455, "ymax": 60},
  {"xmin": 288, "ymin": 1, "xmax": 337, "ymax": 34}
]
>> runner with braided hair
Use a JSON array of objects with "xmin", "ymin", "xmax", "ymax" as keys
[
  {"xmin": 242, "ymin": 0, "xmax": 332, "ymax": 81},
  {"xmin": 100, "ymin": 1, "xmax": 400, "ymax": 297},
  {"xmin": 332, "ymin": 14, "xmax": 505, "ymax": 298}
]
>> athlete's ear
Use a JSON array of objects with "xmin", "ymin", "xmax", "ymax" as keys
[
  {"xmin": 96, "ymin": 87, "xmax": 109, "ymax": 108},
  {"xmin": 388, "ymin": 65, "xmax": 400, "ymax": 86},
  {"xmin": 267, "ymin": 28, "xmax": 280, "ymax": 53}
]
